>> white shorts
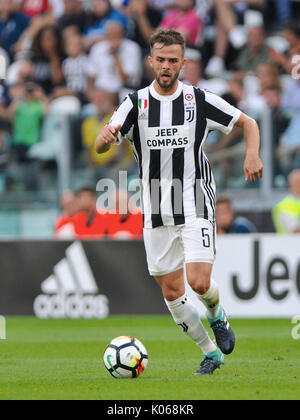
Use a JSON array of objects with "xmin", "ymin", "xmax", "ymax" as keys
[{"xmin": 143, "ymin": 218, "xmax": 216, "ymax": 277}]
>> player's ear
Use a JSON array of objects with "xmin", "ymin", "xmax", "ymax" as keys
[
  {"xmin": 148, "ymin": 55, "xmax": 153, "ymax": 68},
  {"xmin": 181, "ymin": 58, "xmax": 187, "ymax": 70}
]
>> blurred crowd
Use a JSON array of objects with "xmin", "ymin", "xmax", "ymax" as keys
[
  {"xmin": 55, "ymin": 187, "xmax": 143, "ymax": 239},
  {"xmin": 0, "ymin": 0, "xmax": 299, "ymax": 235}
]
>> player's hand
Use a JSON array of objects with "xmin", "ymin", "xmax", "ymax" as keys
[
  {"xmin": 244, "ymin": 153, "xmax": 263, "ymax": 183},
  {"xmin": 98, "ymin": 124, "xmax": 122, "ymax": 145}
]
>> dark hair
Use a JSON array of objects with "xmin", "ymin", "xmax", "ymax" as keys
[
  {"xmin": 150, "ymin": 29, "xmax": 186, "ymax": 55},
  {"xmin": 86, "ymin": 0, "xmax": 112, "ymax": 27},
  {"xmin": 284, "ymin": 21, "xmax": 300, "ymax": 38},
  {"xmin": 32, "ymin": 25, "xmax": 65, "ymax": 61},
  {"xmin": 76, "ymin": 187, "xmax": 96, "ymax": 196}
]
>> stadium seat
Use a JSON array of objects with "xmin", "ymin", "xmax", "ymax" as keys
[
  {"xmin": 49, "ymin": 96, "xmax": 81, "ymax": 116},
  {"xmin": 28, "ymin": 96, "xmax": 81, "ymax": 161},
  {"xmin": 266, "ymin": 36, "xmax": 290, "ymax": 54},
  {"xmin": 6, "ymin": 60, "xmax": 24, "ymax": 85},
  {"xmin": 28, "ymin": 114, "xmax": 64, "ymax": 161}
]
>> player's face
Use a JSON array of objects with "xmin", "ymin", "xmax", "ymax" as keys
[{"xmin": 149, "ymin": 44, "xmax": 186, "ymax": 93}]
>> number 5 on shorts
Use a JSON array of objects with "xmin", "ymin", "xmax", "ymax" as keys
[{"xmin": 201, "ymin": 228, "xmax": 211, "ymax": 248}]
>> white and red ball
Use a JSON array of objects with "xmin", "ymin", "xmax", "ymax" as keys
[{"xmin": 103, "ymin": 336, "xmax": 148, "ymax": 379}]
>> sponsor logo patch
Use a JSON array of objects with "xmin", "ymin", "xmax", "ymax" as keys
[{"xmin": 145, "ymin": 126, "xmax": 189, "ymax": 150}]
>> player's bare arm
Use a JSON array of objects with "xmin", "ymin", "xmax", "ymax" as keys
[
  {"xmin": 236, "ymin": 113, "xmax": 264, "ymax": 183},
  {"xmin": 95, "ymin": 124, "xmax": 122, "ymax": 154}
]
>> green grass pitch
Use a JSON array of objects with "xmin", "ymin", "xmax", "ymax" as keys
[{"xmin": 0, "ymin": 316, "xmax": 299, "ymax": 400}]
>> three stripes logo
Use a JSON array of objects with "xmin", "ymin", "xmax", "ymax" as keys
[{"xmin": 33, "ymin": 242, "xmax": 109, "ymax": 319}]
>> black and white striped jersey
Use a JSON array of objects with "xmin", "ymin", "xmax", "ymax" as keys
[{"xmin": 109, "ymin": 81, "xmax": 241, "ymax": 229}]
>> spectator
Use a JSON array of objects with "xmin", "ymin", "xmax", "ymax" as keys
[
  {"xmin": 206, "ymin": 0, "xmax": 264, "ymax": 77},
  {"xmin": 241, "ymin": 62, "xmax": 281, "ymax": 113},
  {"xmin": 277, "ymin": 77, "xmax": 300, "ymax": 175},
  {"xmin": 55, "ymin": 190, "xmax": 81, "ymax": 238},
  {"xmin": 86, "ymin": 20, "xmax": 142, "ymax": 94},
  {"xmin": 31, "ymin": 25, "xmax": 65, "ymax": 95},
  {"xmin": 6, "ymin": 60, "xmax": 36, "ymax": 104},
  {"xmin": 0, "ymin": 0, "xmax": 30, "ymax": 58},
  {"xmin": 7, "ymin": 80, "xmax": 47, "ymax": 162},
  {"xmin": 263, "ymin": 85, "xmax": 282, "ymax": 110},
  {"xmin": 72, "ymin": 187, "xmax": 107, "ymax": 239},
  {"xmin": 183, "ymin": 48, "xmax": 229, "ymax": 96},
  {"xmin": 225, "ymin": 78, "xmax": 245, "ymax": 109},
  {"xmin": 272, "ymin": 170, "xmax": 300, "ymax": 234},
  {"xmin": 57, "ymin": 0, "xmax": 88, "ymax": 37},
  {"xmin": 0, "ymin": 80, "xmax": 11, "ymax": 169},
  {"xmin": 204, "ymin": 79, "xmax": 245, "ymax": 188},
  {"xmin": 82, "ymin": 89, "xmax": 134, "ymax": 181},
  {"xmin": 150, "ymin": 0, "xmax": 213, "ymax": 18},
  {"xmin": 256, "ymin": 63, "xmax": 281, "ymax": 95},
  {"xmin": 277, "ymin": 116, "xmax": 300, "ymax": 175},
  {"xmin": 126, "ymin": 0, "xmax": 162, "ymax": 54},
  {"xmin": 216, "ymin": 195, "xmax": 257, "ymax": 234},
  {"xmin": 52, "ymin": 34, "xmax": 88, "ymax": 102},
  {"xmin": 235, "ymin": 26, "xmax": 270, "ymax": 74},
  {"xmin": 262, "ymin": 84, "xmax": 290, "ymax": 182},
  {"xmin": 84, "ymin": 0, "xmax": 128, "ymax": 48},
  {"xmin": 270, "ymin": 21, "xmax": 300, "ymax": 76},
  {"xmin": 281, "ymin": 77, "xmax": 300, "ymax": 111},
  {"xmin": 106, "ymin": 189, "xmax": 143, "ymax": 240},
  {"xmin": 160, "ymin": 0, "xmax": 203, "ymax": 47}
]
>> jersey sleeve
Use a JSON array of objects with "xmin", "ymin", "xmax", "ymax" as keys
[
  {"xmin": 109, "ymin": 94, "xmax": 137, "ymax": 144},
  {"xmin": 204, "ymin": 90, "xmax": 241, "ymax": 135}
]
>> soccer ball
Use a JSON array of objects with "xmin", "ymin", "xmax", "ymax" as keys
[{"xmin": 103, "ymin": 336, "xmax": 148, "ymax": 379}]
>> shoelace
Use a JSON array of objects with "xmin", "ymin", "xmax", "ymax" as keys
[
  {"xmin": 201, "ymin": 357, "xmax": 213, "ymax": 365},
  {"xmin": 211, "ymin": 320, "xmax": 226, "ymax": 330},
  {"xmin": 200, "ymin": 357, "xmax": 214, "ymax": 368}
]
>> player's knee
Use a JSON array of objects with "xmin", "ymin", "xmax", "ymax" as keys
[
  {"xmin": 163, "ymin": 289, "xmax": 183, "ymax": 302},
  {"xmin": 188, "ymin": 273, "xmax": 211, "ymax": 295},
  {"xmin": 162, "ymin": 284, "xmax": 185, "ymax": 302}
]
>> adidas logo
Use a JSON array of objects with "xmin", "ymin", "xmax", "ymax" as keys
[{"xmin": 33, "ymin": 242, "xmax": 109, "ymax": 319}]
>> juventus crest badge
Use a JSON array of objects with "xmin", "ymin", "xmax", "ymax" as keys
[{"xmin": 186, "ymin": 107, "xmax": 195, "ymax": 123}]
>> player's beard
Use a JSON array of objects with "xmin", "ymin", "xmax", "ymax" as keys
[{"xmin": 156, "ymin": 70, "xmax": 180, "ymax": 93}]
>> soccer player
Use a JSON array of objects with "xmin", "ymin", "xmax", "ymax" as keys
[{"xmin": 95, "ymin": 30, "xmax": 263, "ymax": 375}]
